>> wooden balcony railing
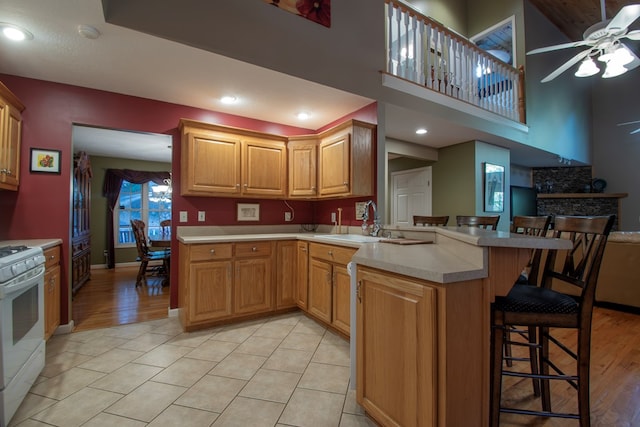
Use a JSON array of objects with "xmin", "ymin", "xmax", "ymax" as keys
[{"xmin": 385, "ymin": 0, "xmax": 525, "ymax": 123}]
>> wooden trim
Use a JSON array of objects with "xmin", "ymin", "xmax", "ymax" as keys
[{"xmin": 537, "ymin": 193, "xmax": 628, "ymax": 199}]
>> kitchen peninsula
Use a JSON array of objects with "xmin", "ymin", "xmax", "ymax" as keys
[{"xmin": 177, "ymin": 225, "xmax": 571, "ymax": 427}]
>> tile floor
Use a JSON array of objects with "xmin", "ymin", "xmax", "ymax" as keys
[{"xmin": 9, "ymin": 312, "xmax": 377, "ymax": 427}]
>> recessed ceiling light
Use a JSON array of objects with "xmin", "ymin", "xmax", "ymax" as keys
[
  {"xmin": 220, "ymin": 96, "xmax": 237, "ymax": 104},
  {"xmin": 415, "ymin": 128, "xmax": 428, "ymax": 135},
  {"xmin": 77, "ymin": 24, "xmax": 100, "ymax": 39},
  {"xmin": 0, "ymin": 23, "xmax": 33, "ymax": 41},
  {"xmin": 297, "ymin": 112, "xmax": 310, "ymax": 120}
]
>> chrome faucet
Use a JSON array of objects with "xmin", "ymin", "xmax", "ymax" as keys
[{"xmin": 361, "ymin": 200, "xmax": 381, "ymax": 236}]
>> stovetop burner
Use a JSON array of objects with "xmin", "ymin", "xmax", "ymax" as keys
[{"xmin": 0, "ymin": 245, "xmax": 30, "ymax": 258}]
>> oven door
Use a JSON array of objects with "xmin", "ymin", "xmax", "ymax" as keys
[{"xmin": 0, "ymin": 264, "xmax": 45, "ymax": 390}]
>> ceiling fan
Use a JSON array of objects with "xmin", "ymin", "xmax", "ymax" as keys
[
  {"xmin": 527, "ymin": 1, "xmax": 640, "ymax": 82},
  {"xmin": 617, "ymin": 120, "xmax": 640, "ymax": 134}
]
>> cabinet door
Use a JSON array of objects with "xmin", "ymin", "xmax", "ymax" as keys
[
  {"xmin": 242, "ymin": 137, "xmax": 287, "ymax": 197},
  {"xmin": 332, "ymin": 263, "xmax": 351, "ymax": 336},
  {"xmin": 276, "ymin": 241, "xmax": 297, "ymax": 309},
  {"xmin": 356, "ymin": 267, "xmax": 437, "ymax": 427},
  {"xmin": 288, "ymin": 141, "xmax": 317, "ymax": 198},
  {"xmin": 234, "ymin": 257, "xmax": 273, "ymax": 314},
  {"xmin": 0, "ymin": 98, "xmax": 22, "ymax": 190},
  {"xmin": 318, "ymin": 131, "xmax": 350, "ymax": 196},
  {"xmin": 182, "ymin": 131, "xmax": 241, "ymax": 195},
  {"xmin": 189, "ymin": 261, "xmax": 233, "ymax": 322},
  {"xmin": 296, "ymin": 241, "xmax": 309, "ymax": 309},
  {"xmin": 308, "ymin": 258, "xmax": 332, "ymax": 323},
  {"xmin": 44, "ymin": 264, "xmax": 61, "ymax": 340}
]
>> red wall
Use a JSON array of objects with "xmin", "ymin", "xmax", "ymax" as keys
[{"xmin": 0, "ymin": 74, "xmax": 377, "ymax": 322}]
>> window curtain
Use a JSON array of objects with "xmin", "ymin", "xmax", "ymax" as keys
[{"xmin": 103, "ymin": 169, "xmax": 170, "ymax": 268}]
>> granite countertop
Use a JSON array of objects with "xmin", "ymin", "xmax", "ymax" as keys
[{"xmin": 0, "ymin": 239, "xmax": 62, "ymax": 250}]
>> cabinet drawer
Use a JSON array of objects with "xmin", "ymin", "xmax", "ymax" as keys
[
  {"xmin": 43, "ymin": 245, "xmax": 61, "ymax": 268},
  {"xmin": 309, "ymin": 243, "xmax": 356, "ymax": 265},
  {"xmin": 235, "ymin": 241, "xmax": 272, "ymax": 258},
  {"xmin": 189, "ymin": 243, "xmax": 233, "ymax": 261}
]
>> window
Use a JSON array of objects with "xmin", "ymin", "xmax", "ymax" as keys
[{"xmin": 115, "ymin": 180, "xmax": 171, "ymax": 247}]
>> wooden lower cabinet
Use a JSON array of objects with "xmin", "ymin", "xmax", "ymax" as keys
[
  {"xmin": 188, "ymin": 260, "xmax": 233, "ymax": 322},
  {"xmin": 295, "ymin": 241, "xmax": 309, "ymax": 309},
  {"xmin": 276, "ymin": 240, "xmax": 297, "ymax": 309},
  {"xmin": 308, "ymin": 243, "xmax": 355, "ymax": 336},
  {"xmin": 43, "ymin": 245, "xmax": 61, "ymax": 340},
  {"xmin": 356, "ymin": 265, "xmax": 486, "ymax": 427}
]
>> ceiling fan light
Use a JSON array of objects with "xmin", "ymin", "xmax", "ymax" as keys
[
  {"xmin": 575, "ymin": 57, "xmax": 600, "ymax": 77},
  {"xmin": 602, "ymin": 60, "xmax": 628, "ymax": 78},
  {"xmin": 612, "ymin": 45, "xmax": 634, "ymax": 66}
]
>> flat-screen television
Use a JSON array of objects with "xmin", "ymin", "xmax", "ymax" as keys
[{"xmin": 510, "ymin": 186, "xmax": 537, "ymax": 220}]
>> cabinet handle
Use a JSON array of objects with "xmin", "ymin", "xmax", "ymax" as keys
[
  {"xmin": 301, "ymin": 247, "xmax": 307, "ymax": 252},
  {"xmin": 244, "ymin": 184, "xmax": 248, "ymax": 188},
  {"xmin": 236, "ymin": 183, "xmax": 240, "ymax": 187},
  {"xmin": 328, "ymin": 250, "xmax": 333, "ymax": 256},
  {"xmin": 343, "ymin": 181, "xmax": 348, "ymax": 186},
  {"xmin": 49, "ymin": 255, "xmax": 55, "ymax": 260},
  {"xmin": 210, "ymin": 249, "xmax": 216, "ymax": 254},
  {"xmin": 251, "ymin": 247, "xmax": 257, "ymax": 252}
]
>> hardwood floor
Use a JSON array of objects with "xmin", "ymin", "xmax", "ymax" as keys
[
  {"xmin": 500, "ymin": 307, "xmax": 640, "ymax": 426},
  {"xmin": 71, "ymin": 266, "xmax": 170, "ymax": 332}
]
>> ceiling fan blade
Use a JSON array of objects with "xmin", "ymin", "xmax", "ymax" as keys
[
  {"xmin": 527, "ymin": 40, "xmax": 589, "ymax": 55},
  {"xmin": 541, "ymin": 49, "xmax": 591, "ymax": 83},
  {"xmin": 623, "ymin": 30, "xmax": 640, "ymax": 40},
  {"xmin": 630, "ymin": 128, "xmax": 640, "ymax": 135},
  {"xmin": 606, "ymin": 4, "xmax": 640, "ymax": 32},
  {"xmin": 618, "ymin": 120, "xmax": 640, "ymax": 126}
]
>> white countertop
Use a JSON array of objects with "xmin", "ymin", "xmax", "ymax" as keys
[{"xmin": 0, "ymin": 239, "xmax": 63, "ymax": 250}]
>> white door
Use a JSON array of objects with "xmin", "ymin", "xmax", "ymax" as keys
[{"xmin": 391, "ymin": 166, "xmax": 432, "ymax": 225}]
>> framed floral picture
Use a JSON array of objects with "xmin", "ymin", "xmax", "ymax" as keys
[{"xmin": 30, "ymin": 148, "xmax": 62, "ymax": 174}]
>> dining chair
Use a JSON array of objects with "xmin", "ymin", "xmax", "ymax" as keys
[
  {"xmin": 490, "ymin": 215, "xmax": 615, "ymax": 427},
  {"xmin": 160, "ymin": 219, "xmax": 171, "ymax": 239},
  {"xmin": 456, "ymin": 215, "xmax": 500, "ymax": 230},
  {"xmin": 130, "ymin": 219, "xmax": 170, "ymax": 287},
  {"xmin": 412, "ymin": 215, "xmax": 449, "ymax": 226}
]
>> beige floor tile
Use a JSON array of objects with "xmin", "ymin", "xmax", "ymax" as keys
[
  {"xmin": 88, "ymin": 363, "xmax": 163, "ymax": 394},
  {"xmin": 152, "ymin": 357, "xmax": 216, "ymax": 387},
  {"xmin": 186, "ymin": 340, "xmax": 239, "ymax": 362},
  {"xmin": 71, "ymin": 336, "xmax": 130, "ymax": 357},
  {"xmin": 149, "ymin": 318, "xmax": 184, "ymax": 336},
  {"xmin": 29, "ymin": 367, "xmax": 106, "ymax": 400},
  {"xmin": 311, "ymin": 342, "xmax": 350, "ymax": 367},
  {"xmin": 209, "ymin": 352, "xmax": 266, "ymax": 380},
  {"xmin": 7, "ymin": 393, "xmax": 57, "ymax": 427},
  {"xmin": 266, "ymin": 312, "xmax": 304, "ymax": 325},
  {"xmin": 279, "ymin": 388, "xmax": 345, "ymax": 427},
  {"xmin": 342, "ymin": 389, "xmax": 365, "ymax": 415},
  {"xmin": 339, "ymin": 413, "xmax": 378, "ymax": 426},
  {"xmin": 175, "ymin": 375, "xmax": 246, "ymax": 413},
  {"xmin": 298, "ymin": 362, "xmax": 350, "ymax": 394},
  {"xmin": 166, "ymin": 329, "xmax": 215, "ymax": 348},
  {"xmin": 212, "ymin": 396, "xmax": 284, "ymax": 427},
  {"xmin": 103, "ymin": 322, "xmax": 155, "ymax": 340},
  {"xmin": 43, "ymin": 337, "xmax": 84, "ymax": 358},
  {"xmin": 31, "ymin": 387, "xmax": 122, "ymax": 427},
  {"xmin": 234, "ymin": 336, "xmax": 282, "ymax": 357},
  {"xmin": 321, "ymin": 330, "xmax": 349, "ymax": 346},
  {"xmin": 82, "ymin": 412, "xmax": 147, "ymax": 427},
  {"xmin": 66, "ymin": 328, "xmax": 108, "ymax": 343},
  {"xmin": 147, "ymin": 404, "xmax": 219, "ymax": 426},
  {"xmin": 78, "ymin": 348, "xmax": 144, "ymax": 373},
  {"xmin": 291, "ymin": 317, "xmax": 327, "ymax": 336},
  {"xmin": 105, "ymin": 381, "xmax": 187, "ymax": 422},
  {"xmin": 238, "ymin": 368, "xmax": 300, "ymax": 403},
  {"xmin": 263, "ymin": 348, "xmax": 313, "ymax": 374},
  {"xmin": 133, "ymin": 343, "xmax": 193, "ymax": 367},
  {"xmin": 252, "ymin": 322, "xmax": 295, "ymax": 339},
  {"xmin": 117, "ymin": 332, "xmax": 172, "ymax": 352},
  {"xmin": 7, "ymin": 419, "xmax": 51, "ymax": 426},
  {"xmin": 279, "ymin": 332, "xmax": 322, "ymax": 352},
  {"xmin": 40, "ymin": 351, "xmax": 93, "ymax": 378},
  {"xmin": 212, "ymin": 322, "xmax": 262, "ymax": 343}
]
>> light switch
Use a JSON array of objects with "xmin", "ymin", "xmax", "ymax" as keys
[{"xmin": 179, "ymin": 211, "xmax": 188, "ymax": 222}]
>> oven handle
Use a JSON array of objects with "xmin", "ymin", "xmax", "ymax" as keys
[{"xmin": 0, "ymin": 265, "xmax": 45, "ymax": 298}]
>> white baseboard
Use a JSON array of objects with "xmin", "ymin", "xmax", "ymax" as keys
[
  {"xmin": 54, "ymin": 320, "xmax": 75, "ymax": 335},
  {"xmin": 168, "ymin": 308, "xmax": 179, "ymax": 318}
]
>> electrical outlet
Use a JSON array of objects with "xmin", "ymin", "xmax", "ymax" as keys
[
  {"xmin": 179, "ymin": 211, "xmax": 188, "ymax": 222},
  {"xmin": 331, "ymin": 212, "xmax": 336, "ymax": 223},
  {"xmin": 198, "ymin": 211, "xmax": 206, "ymax": 222},
  {"xmin": 285, "ymin": 212, "xmax": 292, "ymax": 221}
]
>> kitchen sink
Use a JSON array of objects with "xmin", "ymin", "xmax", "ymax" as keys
[{"xmin": 314, "ymin": 234, "xmax": 381, "ymax": 243}]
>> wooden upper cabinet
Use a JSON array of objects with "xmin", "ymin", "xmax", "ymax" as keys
[
  {"xmin": 288, "ymin": 138, "xmax": 318, "ymax": 198},
  {"xmin": 318, "ymin": 120, "xmax": 375, "ymax": 198},
  {"xmin": 0, "ymin": 81, "xmax": 25, "ymax": 191},
  {"xmin": 241, "ymin": 135, "xmax": 286, "ymax": 198},
  {"xmin": 180, "ymin": 119, "xmax": 287, "ymax": 198}
]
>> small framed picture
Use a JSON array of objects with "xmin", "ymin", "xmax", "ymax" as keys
[
  {"xmin": 30, "ymin": 148, "xmax": 62, "ymax": 174},
  {"xmin": 237, "ymin": 203, "xmax": 260, "ymax": 221}
]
